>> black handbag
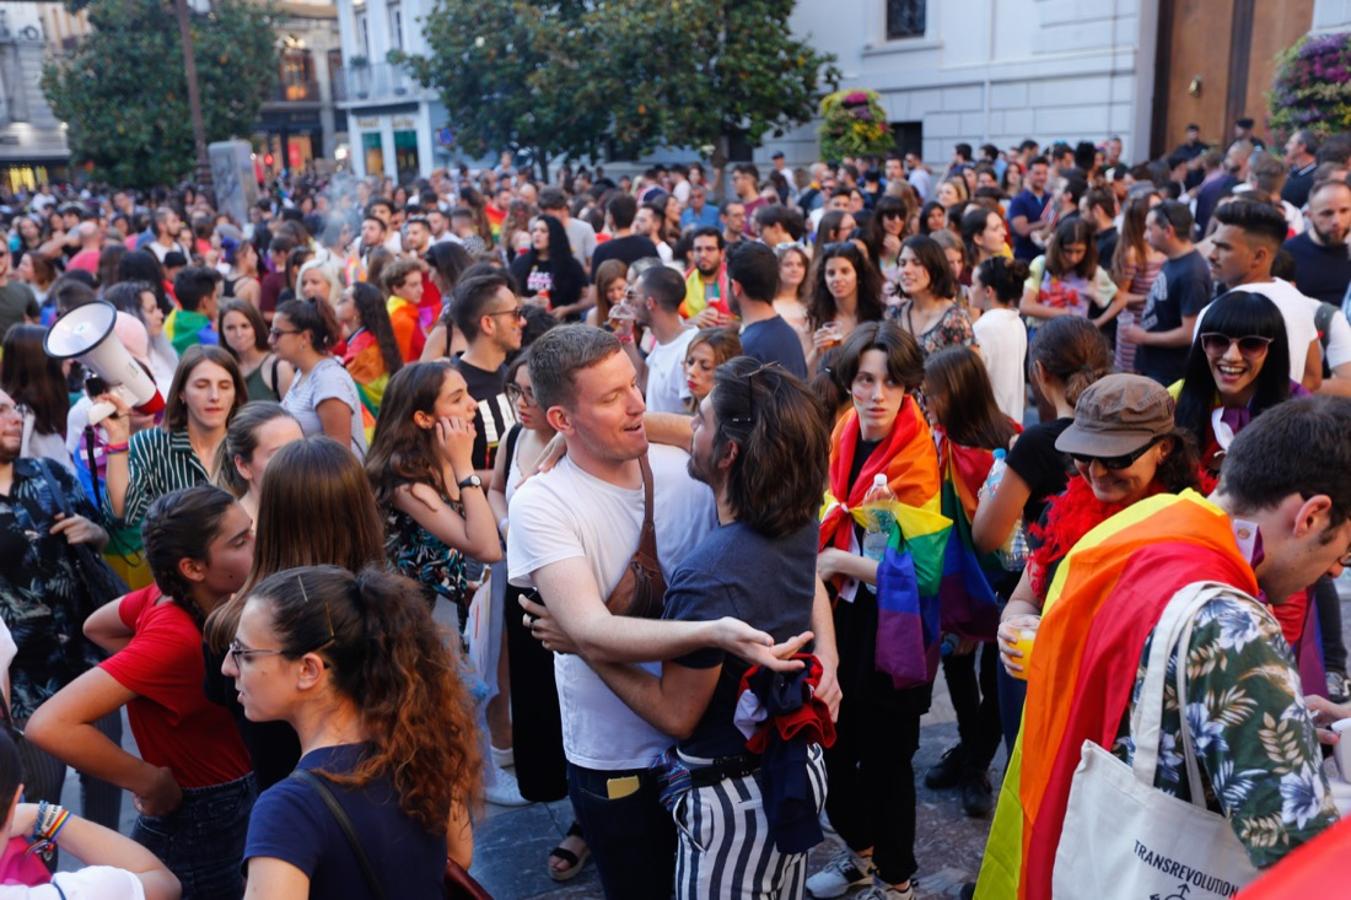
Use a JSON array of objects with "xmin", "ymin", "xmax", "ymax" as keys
[{"xmin": 37, "ymin": 460, "xmax": 128, "ymax": 609}]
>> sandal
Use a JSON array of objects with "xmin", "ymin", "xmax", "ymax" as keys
[{"xmin": 546, "ymin": 822, "xmax": 590, "ymax": 882}]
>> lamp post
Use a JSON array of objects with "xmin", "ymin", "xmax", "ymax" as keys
[{"xmin": 173, "ymin": 0, "xmax": 213, "ymax": 190}]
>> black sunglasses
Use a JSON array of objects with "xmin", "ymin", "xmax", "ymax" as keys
[
  {"xmin": 1069, "ymin": 436, "xmax": 1162, "ymax": 471},
  {"xmin": 1199, "ymin": 333, "xmax": 1273, "ymax": 357}
]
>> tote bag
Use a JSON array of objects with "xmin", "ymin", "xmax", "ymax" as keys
[{"xmin": 1052, "ymin": 581, "xmax": 1260, "ymax": 899}]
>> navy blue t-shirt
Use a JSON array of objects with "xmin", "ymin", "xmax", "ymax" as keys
[
  {"xmin": 1134, "ymin": 249, "xmax": 1212, "ymax": 385},
  {"xmin": 244, "ymin": 744, "xmax": 445, "ymax": 899},
  {"xmin": 1007, "ymin": 189, "xmax": 1049, "ymax": 261},
  {"xmin": 740, "ymin": 315, "xmax": 808, "ymax": 379},
  {"xmin": 662, "ymin": 520, "xmax": 818, "ymax": 758}
]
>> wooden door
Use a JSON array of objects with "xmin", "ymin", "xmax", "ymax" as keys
[{"xmin": 1151, "ymin": 0, "xmax": 1316, "ymax": 157}]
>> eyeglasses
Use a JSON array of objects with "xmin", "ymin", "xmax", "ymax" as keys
[
  {"xmin": 486, "ymin": 306, "xmax": 526, "ymax": 321},
  {"xmin": 226, "ymin": 640, "xmax": 286, "ymax": 667},
  {"xmin": 1199, "ymin": 333, "xmax": 1273, "ymax": 357},
  {"xmin": 505, "ymin": 383, "xmax": 535, "ymax": 405},
  {"xmin": 269, "ymin": 327, "xmax": 300, "ymax": 338},
  {"xmin": 1069, "ymin": 436, "xmax": 1162, "ymax": 471}
]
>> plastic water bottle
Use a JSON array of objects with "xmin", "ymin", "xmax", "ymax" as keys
[
  {"xmin": 861, "ymin": 473, "xmax": 896, "ymax": 561},
  {"xmin": 980, "ymin": 449, "xmax": 1029, "ymax": 570}
]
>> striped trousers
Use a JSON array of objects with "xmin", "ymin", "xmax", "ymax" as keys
[{"xmin": 673, "ymin": 744, "xmax": 827, "ymax": 900}]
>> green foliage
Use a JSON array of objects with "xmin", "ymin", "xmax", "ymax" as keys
[
  {"xmin": 402, "ymin": 0, "xmax": 838, "ymax": 170},
  {"xmin": 1266, "ymin": 32, "xmax": 1351, "ymax": 145},
  {"xmin": 818, "ymin": 89, "xmax": 893, "ymax": 161},
  {"xmin": 42, "ymin": 0, "xmax": 279, "ymax": 187}
]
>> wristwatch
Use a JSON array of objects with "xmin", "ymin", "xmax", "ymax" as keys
[{"xmin": 457, "ymin": 474, "xmax": 484, "ymax": 491}]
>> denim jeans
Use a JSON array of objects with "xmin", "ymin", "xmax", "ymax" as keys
[
  {"xmin": 567, "ymin": 762, "xmax": 675, "ymax": 899},
  {"xmin": 132, "ymin": 773, "xmax": 257, "ymax": 900}
]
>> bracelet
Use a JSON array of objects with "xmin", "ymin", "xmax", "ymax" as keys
[
  {"xmin": 104, "ymin": 441, "xmax": 129, "ymax": 454},
  {"xmin": 28, "ymin": 801, "xmax": 69, "ymax": 860},
  {"xmin": 617, "ymin": 333, "xmax": 634, "ymax": 344}
]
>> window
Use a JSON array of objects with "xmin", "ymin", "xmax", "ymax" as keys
[
  {"xmin": 388, "ymin": 3, "xmax": 402, "ymax": 51},
  {"xmin": 886, "ymin": 0, "xmax": 926, "ymax": 40}
]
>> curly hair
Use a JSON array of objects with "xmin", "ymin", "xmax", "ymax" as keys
[
  {"xmin": 250, "ymin": 565, "xmax": 482, "ymax": 829},
  {"xmin": 806, "ymin": 242, "xmax": 884, "ymax": 332}
]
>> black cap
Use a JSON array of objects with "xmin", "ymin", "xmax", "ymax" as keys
[
  {"xmin": 771, "ymin": 151, "xmax": 785, "ymax": 160},
  {"xmin": 1236, "ymin": 117, "xmax": 1255, "ymax": 129}
]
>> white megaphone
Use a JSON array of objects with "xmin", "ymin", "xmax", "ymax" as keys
[{"xmin": 45, "ymin": 301, "xmax": 165, "ymax": 426}]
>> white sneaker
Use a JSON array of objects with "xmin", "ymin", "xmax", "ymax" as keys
[
  {"xmin": 805, "ymin": 849, "xmax": 877, "ymax": 898},
  {"xmin": 484, "ymin": 764, "xmax": 529, "ymax": 807},
  {"xmin": 853, "ymin": 882, "xmax": 916, "ymax": 900},
  {"xmin": 491, "ymin": 745, "xmax": 515, "ymax": 769}
]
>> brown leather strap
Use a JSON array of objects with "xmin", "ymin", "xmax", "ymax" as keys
[{"xmin": 636, "ymin": 453, "xmax": 657, "ymax": 562}]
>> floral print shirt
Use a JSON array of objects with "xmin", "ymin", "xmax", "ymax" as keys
[
  {"xmin": 888, "ymin": 301, "xmax": 976, "ymax": 357},
  {"xmin": 0, "ymin": 459, "xmax": 107, "ymax": 719},
  {"xmin": 384, "ymin": 488, "xmax": 470, "ymax": 624},
  {"xmin": 1111, "ymin": 591, "xmax": 1337, "ymax": 868}
]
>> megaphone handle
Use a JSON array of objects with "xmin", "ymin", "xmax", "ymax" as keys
[{"xmin": 87, "ymin": 385, "xmax": 136, "ymax": 427}]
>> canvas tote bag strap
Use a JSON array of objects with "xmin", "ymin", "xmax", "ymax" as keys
[{"xmin": 1130, "ymin": 581, "xmax": 1234, "ymax": 790}]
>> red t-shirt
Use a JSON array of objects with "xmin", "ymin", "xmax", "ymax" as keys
[{"xmin": 100, "ymin": 586, "xmax": 252, "ymax": 789}]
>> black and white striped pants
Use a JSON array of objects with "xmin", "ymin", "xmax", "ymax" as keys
[{"xmin": 672, "ymin": 743, "xmax": 827, "ymax": 900}]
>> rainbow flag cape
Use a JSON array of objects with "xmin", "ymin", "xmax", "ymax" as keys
[
  {"xmin": 977, "ymin": 490, "xmax": 1258, "ymax": 900},
  {"xmin": 342, "ymin": 330, "xmax": 388, "ymax": 446},
  {"xmin": 935, "ymin": 434, "xmax": 1007, "ymax": 641},
  {"xmin": 819, "ymin": 401, "xmax": 951, "ymax": 688},
  {"xmin": 163, "ymin": 308, "xmax": 218, "ymax": 355}
]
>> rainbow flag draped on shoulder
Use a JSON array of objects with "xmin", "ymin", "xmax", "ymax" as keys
[
  {"xmin": 342, "ymin": 330, "xmax": 387, "ymax": 446},
  {"xmin": 976, "ymin": 490, "xmax": 1258, "ymax": 899},
  {"xmin": 935, "ymin": 431, "xmax": 1014, "ymax": 641},
  {"xmin": 819, "ymin": 400, "xmax": 951, "ymax": 688}
]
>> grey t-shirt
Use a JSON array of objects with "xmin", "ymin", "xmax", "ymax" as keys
[
  {"xmin": 563, "ymin": 218, "xmax": 597, "ymax": 269},
  {"xmin": 281, "ymin": 357, "xmax": 367, "ymax": 457}
]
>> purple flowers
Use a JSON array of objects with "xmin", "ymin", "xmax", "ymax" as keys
[{"xmin": 1269, "ymin": 31, "xmax": 1351, "ymax": 144}]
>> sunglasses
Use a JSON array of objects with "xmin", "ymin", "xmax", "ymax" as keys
[
  {"xmin": 1199, "ymin": 333, "xmax": 1273, "ymax": 357},
  {"xmin": 1069, "ymin": 436, "xmax": 1162, "ymax": 471}
]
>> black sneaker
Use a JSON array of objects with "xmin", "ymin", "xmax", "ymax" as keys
[
  {"xmin": 924, "ymin": 745, "xmax": 965, "ymax": 790},
  {"xmin": 961, "ymin": 768, "xmax": 994, "ymax": 818}
]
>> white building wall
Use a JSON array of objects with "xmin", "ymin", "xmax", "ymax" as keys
[
  {"xmin": 1312, "ymin": 0, "xmax": 1351, "ymax": 30},
  {"xmin": 762, "ymin": 0, "xmax": 1148, "ymax": 169}
]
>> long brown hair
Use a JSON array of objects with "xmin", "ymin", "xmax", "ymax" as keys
[
  {"xmin": 163, "ymin": 345, "xmax": 248, "ymax": 432},
  {"xmin": 1111, "ymin": 193, "xmax": 1157, "ymax": 283},
  {"xmin": 217, "ymin": 298, "xmax": 269, "ymax": 354},
  {"xmin": 1, "ymin": 324, "xmax": 68, "ymax": 437},
  {"xmin": 592, "ymin": 258, "xmax": 628, "ymax": 324},
  {"xmin": 1045, "ymin": 218, "xmax": 1098, "ymax": 279},
  {"xmin": 204, "ymin": 436, "xmax": 385, "ymax": 651},
  {"xmin": 249, "ymin": 565, "xmax": 482, "ymax": 828},
  {"xmin": 923, "ymin": 346, "xmax": 1017, "ymax": 451},
  {"xmin": 366, "ymin": 361, "xmax": 455, "ymax": 504}
]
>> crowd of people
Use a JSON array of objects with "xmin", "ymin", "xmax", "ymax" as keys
[{"xmin": 0, "ymin": 119, "xmax": 1347, "ymax": 900}]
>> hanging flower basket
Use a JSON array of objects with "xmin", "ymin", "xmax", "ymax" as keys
[
  {"xmin": 1267, "ymin": 32, "xmax": 1351, "ymax": 144},
  {"xmin": 819, "ymin": 88, "xmax": 893, "ymax": 161}
]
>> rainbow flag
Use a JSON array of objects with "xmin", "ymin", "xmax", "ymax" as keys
[
  {"xmin": 976, "ymin": 490, "xmax": 1258, "ymax": 900},
  {"xmin": 343, "ymin": 330, "xmax": 389, "ymax": 446},
  {"xmin": 819, "ymin": 401, "xmax": 951, "ymax": 688},
  {"xmin": 935, "ymin": 435, "xmax": 1007, "ymax": 641}
]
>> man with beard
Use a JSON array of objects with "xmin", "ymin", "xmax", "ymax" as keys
[
  {"xmin": 0, "ymin": 389, "xmax": 123, "ymax": 828},
  {"xmin": 682, "ymin": 226, "xmax": 732, "ymax": 325},
  {"xmin": 451, "ymin": 271, "xmax": 525, "ymax": 479},
  {"xmin": 508, "ymin": 326, "xmax": 837, "ymax": 898},
  {"xmin": 1283, "ymin": 179, "xmax": 1351, "ymax": 307}
]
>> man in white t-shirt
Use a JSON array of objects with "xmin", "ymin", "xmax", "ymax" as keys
[
  {"xmin": 1204, "ymin": 199, "xmax": 1330, "ymax": 388},
  {"xmin": 616, "ymin": 266, "xmax": 696, "ymax": 414},
  {"xmin": 507, "ymin": 325, "xmax": 808, "ymax": 898}
]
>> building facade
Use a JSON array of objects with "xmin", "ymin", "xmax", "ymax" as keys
[
  {"xmin": 761, "ymin": 0, "xmax": 1351, "ymax": 170},
  {"xmin": 254, "ymin": 0, "xmax": 346, "ymax": 176},
  {"xmin": 0, "ymin": 2, "xmax": 88, "ymax": 190},
  {"xmin": 333, "ymin": 0, "xmax": 450, "ymax": 179}
]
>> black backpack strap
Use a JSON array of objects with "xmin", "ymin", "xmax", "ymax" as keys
[
  {"xmin": 502, "ymin": 423, "xmax": 523, "ymax": 477},
  {"xmin": 291, "ymin": 769, "xmax": 387, "ymax": 900}
]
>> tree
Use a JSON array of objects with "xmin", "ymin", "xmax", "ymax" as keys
[
  {"xmin": 403, "ymin": 0, "xmax": 838, "ymax": 173},
  {"xmin": 42, "ymin": 0, "xmax": 278, "ymax": 187},
  {"xmin": 401, "ymin": 1, "xmax": 610, "ymax": 181}
]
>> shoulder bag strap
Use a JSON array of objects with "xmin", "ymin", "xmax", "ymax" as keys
[
  {"xmin": 37, "ymin": 458, "xmax": 73, "ymax": 520},
  {"xmin": 291, "ymin": 770, "xmax": 388, "ymax": 900},
  {"xmin": 636, "ymin": 453, "xmax": 658, "ymax": 564}
]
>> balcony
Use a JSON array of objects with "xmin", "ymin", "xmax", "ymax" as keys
[{"xmin": 335, "ymin": 61, "xmax": 420, "ymax": 105}]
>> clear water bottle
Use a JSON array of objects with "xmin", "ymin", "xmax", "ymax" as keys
[
  {"xmin": 981, "ymin": 449, "xmax": 1029, "ymax": 570},
  {"xmin": 861, "ymin": 473, "xmax": 896, "ymax": 561}
]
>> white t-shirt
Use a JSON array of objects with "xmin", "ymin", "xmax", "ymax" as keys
[
  {"xmin": 973, "ymin": 308, "xmax": 1027, "ymax": 423},
  {"xmin": 1, "ymin": 866, "xmax": 146, "ymax": 899},
  {"xmin": 507, "ymin": 443, "xmax": 716, "ymax": 769},
  {"xmin": 1197, "ymin": 280, "xmax": 1320, "ymax": 382},
  {"xmin": 564, "ymin": 218, "xmax": 597, "ymax": 268},
  {"xmin": 644, "ymin": 328, "xmax": 697, "ymax": 414}
]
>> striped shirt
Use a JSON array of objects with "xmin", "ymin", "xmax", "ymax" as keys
[{"xmin": 115, "ymin": 428, "xmax": 210, "ymax": 528}]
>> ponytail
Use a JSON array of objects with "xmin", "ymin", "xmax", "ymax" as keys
[
  {"xmin": 142, "ymin": 485, "xmax": 239, "ymax": 627},
  {"xmin": 1028, "ymin": 316, "xmax": 1114, "ymax": 407},
  {"xmin": 250, "ymin": 565, "xmax": 481, "ymax": 829}
]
